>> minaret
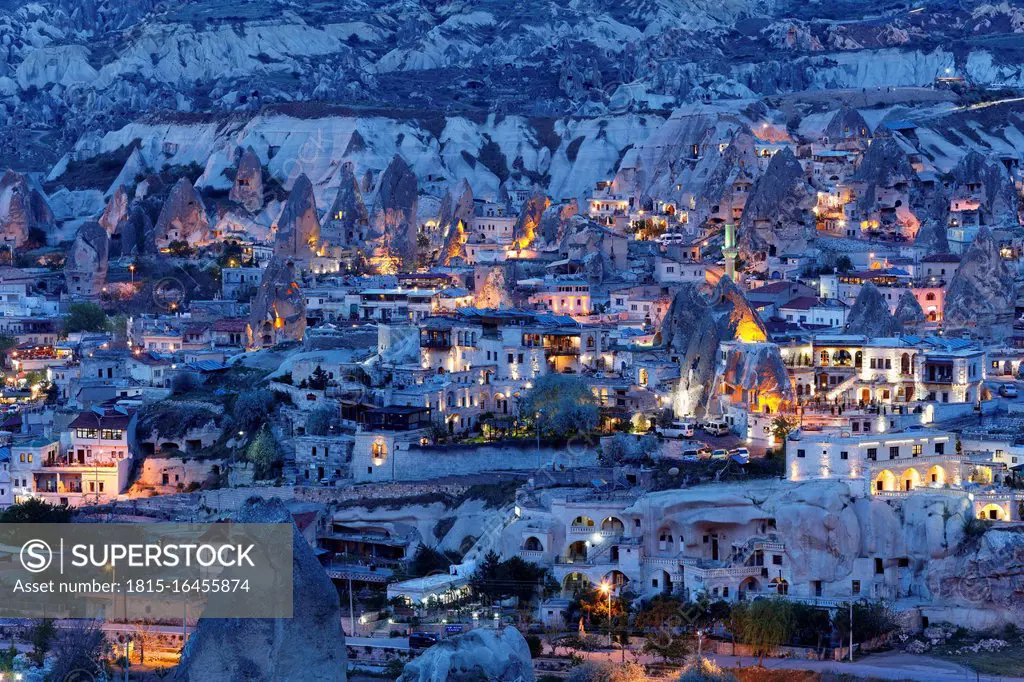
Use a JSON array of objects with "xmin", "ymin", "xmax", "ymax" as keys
[{"xmin": 723, "ymin": 221, "xmax": 738, "ymax": 282}]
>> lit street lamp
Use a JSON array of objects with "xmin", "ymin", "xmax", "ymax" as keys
[{"xmin": 599, "ymin": 580, "xmax": 613, "ymax": 646}]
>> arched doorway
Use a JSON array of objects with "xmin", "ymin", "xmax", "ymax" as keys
[
  {"xmin": 522, "ymin": 536, "xmax": 543, "ymax": 552},
  {"xmin": 901, "ymin": 468, "xmax": 922, "ymax": 491},
  {"xmin": 566, "ymin": 541, "xmax": 587, "ymax": 563},
  {"xmin": 739, "ymin": 576, "xmax": 761, "ymax": 599},
  {"xmin": 657, "ymin": 570, "xmax": 672, "ymax": 594},
  {"xmin": 770, "ymin": 577, "xmax": 789, "ymax": 595},
  {"xmin": 600, "ymin": 517, "xmax": 625, "ymax": 535},
  {"xmin": 571, "ymin": 516, "xmax": 595, "ymax": 530},
  {"xmin": 927, "ymin": 465, "xmax": 946, "ymax": 487},
  {"xmin": 979, "ymin": 504, "xmax": 1004, "ymax": 521},
  {"xmin": 874, "ymin": 470, "xmax": 897, "ymax": 492},
  {"xmin": 656, "ymin": 527, "xmax": 677, "ymax": 553},
  {"xmin": 563, "ymin": 572, "xmax": 591, "ymax": 595},
  {"xmin": 605, "ymin": 570, "xmax": 629, "ymax": 589}
]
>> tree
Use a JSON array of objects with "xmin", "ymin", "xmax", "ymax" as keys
[
  {"xmin": 770, "ymin": 416, "xmax": 797, "ymax": 453},
  {"xmin": 470, "ymin": 551, "xmax": 549, "ymax": 604},
  {"xmin": 246, "ymin": 425, "xmax": 281, "ymax": 479},
  {"xmin": 643, "ymin": 628, "xmax": 691, "ymax": 663},
  {"xmin": 833, "ymin": 600, "xmax": 897, "ymax": 646},
  {"xmin": 566, "ymin": 661, "xmax": 647, "ymax": 682},
  {"xmin": 28, "ymin": 618, "xmax": 56, "ymax": 666},
  {"xmin": 63, "ymin": 302, "xmax": 107, "ymax": 333},
  {"xmin": 0, "ymin": 335, "xmax": 15, "ymax": 354},
  {"xmin": 525, "ymin": 634, "xmax": 543, "ymax": 659},
  {"xmin": 306, "ymin": 365, "xmax": 330, "ymax": 391},
  {"xmin": 519, "ymin": 374, "xmax": 599, "ymax": 440},
  {"xmin": 170, "ymin": 371, "xmax": 201, "ymax": 395},
  {"xmin": 790, "ymin": 602, "xmax": 832, "ymax": 649},
  {"xmin": 48, "ymin": 620, "xmax": 107, "ymax": 682},
  {"xmin": 304, "ymin": 406, "xmax": 338, "ymax": 436},
  {"xmin": 233, "ymin": 389, "xmax": 275, "ymax": 428},
  {"xmin": 676, "ymin": 658, "xmax": 738, "ymax": 682},
  {"xmin": 166, "ymin": 240, "xmax": 194, "ymax": 257},
  {"xmin": 835, "ymin": 255, "xmax": 854, "ymax": 273},
  {"xmin": 729, "ymin": 599, "xmax": 793, "ymax": 666},
  {"xmin": 0, "ymin": 498, "xmax": 71, "ymax": 523},
  {"xmin": 410, "ymin": 546, "xmax": 452, "ymax": 578}
]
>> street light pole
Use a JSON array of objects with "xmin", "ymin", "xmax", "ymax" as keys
[{"xmin": 849, "ymin": 601, "xmax": 854, "ymax": 662}]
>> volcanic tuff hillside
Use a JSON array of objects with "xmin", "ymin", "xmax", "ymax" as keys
[{"xmin": 1, "ymin": 0, "xmax": 1024, "ymax": 168}]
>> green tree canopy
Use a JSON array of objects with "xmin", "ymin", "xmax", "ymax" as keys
[
  {"xmin": 63, "ymin": 302, "xmax": 107, "ymax": 333},
  {"xmin": 519, "ymin": 374, "xmax": 599, "ymax": 439},
  {"xmin": 246, "ymin": 425, "xmax": 281, "ymax": 479},
  {"xmin": 304, "ymin": 406, "xmax": 338, "ymax": 436},
  {"xmin": 470, "ymin": 551, "xmax": 549, "ymax": 604},
  {"xmin": 729, "ymin": 598, "xmax": 793, "ymax": 665},
  {"xmin": 0, "ymin": 498, "xmax": 72, "ymax": 523},
  {"xmin": 233, "ymin": 389, "xmax": 276, "ymax": 428}
]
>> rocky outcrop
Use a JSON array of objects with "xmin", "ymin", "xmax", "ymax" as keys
[
  {"xmin": 398, "ymin": 627, "xmax": 533, "ymax": 682},
  {"xmin": 173, "ymin": 498, "xmax": 346, "ymax": 682},
  {"xmin": 154, "ymin": 178, "xmax": 210, "ymax": 249},
  {"xmin": 720, "ymin": 343, "xmax": 794, "ymax": 413},
  {"xmin": 438, "ymin": 178, "xmax": 474, "ymax": 264},
  {"xmin": 914, "ymin": 215, "xmax": 950, "ymax": 255},
  {"xmin": 274, "ymin": 174, "xmax": 321, "ymax": 262},
  {"xmin": 247, "ymin": 257, "xmax": 307, "ymax": 349},
  {"xmin": 823, "ymin": 105, "xmax": 870, "ymax": 143},
  {"xmin": 944, "ymin": 226, "xmax": 1016, "ymax": 339},
  {"xmin": 64, "ymin": 221, "xmax": 108, "ymax": 298},
  {"xmin": 229, "ymin": 146, "xmax": 264, "ymax": 213},
  {"xmin": 473, "ymin": 265, "xmax": 514, "ymax": 309},
  {"xmin": 323, "ymin": 163, "xmax": 369, "ymax": 249},
  {"xmin": 844, "ymin": 282, "xmax": 899, "ymax": 336},
  {"xmin": 893, "ymin": 290, "xmax": 926, "ymax": 330},
  {"xmin": 99, "ymin": 185, "xmax": 129, "ymax": 236},
  {"xmin": 738, "ymin": 147, "xmax": 814, "ymax": 264},
  {"xmin": 0, "ymin": 169, "xmax": 53, "ymax": 246},
  {"xmin": 950, "ymin": 151, "xmax": 1020, "ymax": 227},
  {"xmin": 513, "ymin": 193, "xmax": 550, "ymax": 248},
  {"xmin": 659, "ymin": 279, "xmax": 767, "ymax": 416},
  {"xmin": 111, "ymin": 200, "xmax": 153, "ymax": 258},
  {"xmin": 538, "ymin": 199, "xmax": 579, "ymax": 246},
  {"xmin": 370, "ymin": 155, "xmax": 418, "ymax": 266}
]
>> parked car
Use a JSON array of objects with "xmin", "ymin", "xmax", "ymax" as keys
[
  {"xmin": 999, "ymin": 384, "xmax": 1018, "ymax": 398},
  {"xmin": 657, "ymin": 420, "xmax": 695, "ymax": 439},
  {"xmin": 711, "ymin": 448, "xmax": 729, "ymax": 460},
  {"xmin": 703, "ymin": 420, "xmax": 729, "ymax": 436},
  {"xmin": 729, "ymin": 447, "xmax": 750, "ymax": 458},
  {"xmin": 409, "ymin": 632, "xmax": 440, "ymax": 649}
]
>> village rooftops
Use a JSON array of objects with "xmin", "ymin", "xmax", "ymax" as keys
[
  {"xmin": 780, "ymin": 296, "xmax": 847, "ymax": 311},
  {"xmin": 921, "ymin": 253, "xmax": 961, "ymax": 263},
  {"xmin": 67, "ymin": 405, "xmax": 135, "ymax": 431}
]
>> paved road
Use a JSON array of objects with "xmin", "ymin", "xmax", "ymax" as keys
[{"xmin": 347, "ymin": 636, "xmax": 410, "ymax": 651}]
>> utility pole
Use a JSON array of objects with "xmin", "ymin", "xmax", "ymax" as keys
[
  {"xmin": 849, "ymin": 601, "xmax": 854, "ymax": 662},
  {"xmin": 348, "ymin": 576, "xmax": 356, "ymax": 637}
]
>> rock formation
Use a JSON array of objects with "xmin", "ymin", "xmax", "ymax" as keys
[
  {"xmin": 229, "ymin": 146, "xmax": 264, "ymax": 213},
  {"xmin": 720, "ymin": 343, "xmax": 794, "ymax": 414},
  {"xmin": 154, "ymin": 178, "xmax": 211, "ymax": 250},
  {"xmin": 893, "ymin": 290, "xmax": 926, "ymax": 330},
  {"xmin": 173, "ymin": 498, "xmax": 346, "ymax": 681},
  {"xmin": 512, "ymin": 193, "xmax": 550, "ymax": 248},
  {"xmin": 914, "ymin": 215, "xmax": 950, "ymax": 255},
  {"xmin": 659, "ymin": 279, "xmax": 767, "ymax": 416},
  {"xmin": 823, "ymin": 105, "xmax": 870, "ymax": 144},
  {"xmin": 438, "ymin": 178, "xmax": 474, "ymax": 263},
  {"xmin": 473, "ymin": 265, "xmax": 514, "ymax": 309},
  {"xmin": 370, "ymin": 155, "xmax": 418, "ymax": 267},
  {"xmin": 844, "ymin": 282, "xmax": 899, "ymax": 336},
  {"xmin": 323, "ymin": 163, "xmax": 369, "ymax": 249},
  {"xmin": 738, "ymin": 147, "xmax": 814, "ymax": 264},
  {"xmin": 537, "ymin": 199, "xmax": 579, "ymax": 246},
  {"xmin": 99, "ymin": 185, "xmax": 129, "ymax": 236},
  {"xmin": 950, "ymin": 151, "xmax": 1020, "ymax": 227},
  {"xmin": 64, "ymin": 221, "xmax": 108, "ymax": 298},
  {"xmin": 850, "ymin": 135, "xmax": 922, "ymax": 231},
  {"xmin": 944, "ymin": 226, "xmax": 1016, "ymax": 339},
  {"xmin": 111, "ymin": 200, "xmax": 153, "ymax": 258},
  {"xmin": 0, "ymin": 169, "xmax": 54, "ymax": 246},
  {"xmin": 247, "ymin": 257, "xmax": 307, "ymax": 349},
  {"xmin": 398, "ymin": 627, "xmax": 533, "ymax": 682},
  {"xmin": 274, "ymin": 174, "xmax": 321, "ymax": 262}
]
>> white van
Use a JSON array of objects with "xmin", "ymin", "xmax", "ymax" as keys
[
  {"xmin": 656, "ymin": 420, "xmax": 695, "ymax": 439},
  {"xmin": 702, "ymin": 420, "xmax": 729, "ymax": 437}
]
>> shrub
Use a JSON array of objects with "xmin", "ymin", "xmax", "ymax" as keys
[
  {"xmin": 525, "ymin": 634, "xmax": 543, "ymax": 659},
  {"xmin": 170, "ymin": 372, "xmax": 201, "ymax": 395}
]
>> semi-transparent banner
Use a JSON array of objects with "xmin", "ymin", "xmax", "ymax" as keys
[{"xmin": 0, "ymin": 523, "xmax": 293, "ymax": 619}]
